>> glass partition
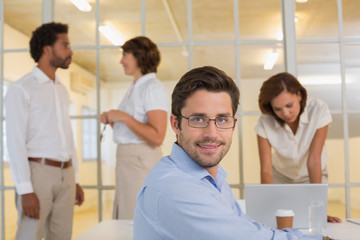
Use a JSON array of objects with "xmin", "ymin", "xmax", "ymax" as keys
[
  {"xmin": 193, "ymin": 0, "xmax": 235, "ymax": 42},
  {"xmin": 4, "ymin": 0, "xmax": 42, "ymax": 49},
  {"xmin": 242, "ymin": 115, "xmax": 261, "ymax": 184},
  {"xmin": 146, "ymin": 0, "xmax": 188, "ymax": 43},
  {"xmin": 2, "ymin": 1, "xmax": 360, "ymax": 237},
  {"xmin": 328, "ymin": 188, "xmax": 346, "ymax": 219},
  {"xmin": 99, "ymin": 0, "xmax": 141, "ymax": 43},
  {"xmin": 342, "ymin": 0, "xmax": 360, "ymax": 38},
  {"xmin": 349, "ymin": 114, "xmax": 360, "ymax": 183},
  {"xmin": 55, "ymin": 1, "xmax": 96, "ymax": 46},
  {"xmin": 72, "ymin": 189, "xmax": 99, "ymax": 239},
  {"xmin": 4, "ymin": 191, "xmax": 17, "ymax": 240},
  {"xmin": 193, "ymin": 45, "xmax": 236, "ymax": 79},
  {"xmin": 350, "ymin": 188, "xmax": 360, "ymax": 218},
  {"xmin": 157, "ymin": 46, "xmax": 189, "ymax": 81},
  {"xmin": 326, "ymin": 115, "xmax": 346, "ymax": 184},
  {"xmin": 238, "ymin": 0, "xmax": 282, "ymax": 40},
  {"xmin": 295, "ymin": 0, "xmax": 339, "ymax": 39}
]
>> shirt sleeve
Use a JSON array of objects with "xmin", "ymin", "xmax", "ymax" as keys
[
  {"xmin": 137, "ymin": 179, "xmax": 321, "ymax": 240},
  {"xmin": 62, "ymin": 86, "xmax": 79, "ymax": 183},
  {"xmin": 5, "ymin": 85, "xmax": 34, "ymax": 195},
  {"xmin": 69, "ymin": 123, "xmax": 79, "ymax": 184},
  {"xmin": 143, "ymin": 81, "xmax": 169, "ymax": 113},
  {"xmin": 314, "ymin": 100, "xmax": 332, "ymax": 129},
  {"xmin": 255, "ymin": 115, "xmax": 268, "ymax": 139}
]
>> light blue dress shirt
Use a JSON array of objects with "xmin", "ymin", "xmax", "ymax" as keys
[{"xmin": 134, "ymin": 143, "xmax": 322, "ymax": 240}]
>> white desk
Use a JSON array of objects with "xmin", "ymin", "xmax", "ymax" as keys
[
  {"xmin": 326, "ymin": 220, "xmax": 360, "ymax": 240},
  {"xmin": 75, "ymin": 220, "xmax": 133, "ymax": 240},
  {"xmin": 75, "ymin": 219, "xmax": 360, "ymax": 240}
]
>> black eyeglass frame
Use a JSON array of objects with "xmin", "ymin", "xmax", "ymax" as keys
[{"xmin": 178, "ymin": 115, "xmax": 237, "ymax": 129}]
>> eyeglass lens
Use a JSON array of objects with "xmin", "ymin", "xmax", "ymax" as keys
[{"xmin": 187, "ymin": 116, "xmax": 234, "ymax": 129}]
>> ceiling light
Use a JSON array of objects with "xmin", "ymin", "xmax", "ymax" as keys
[
  {"xmin": 99, "ymin": 22, "xmax": 125, "ymax": 46},
  {"xmin": 264, "ymin": 50, "xmax": 279, "ymax": 70},
  {"xmin": 299, "ymin": 76, "xmax": 342, "ymax": 85},
  {"xmin": 296, "ymin": 0, "xmax": 308, "ymax": 3},
  {"xmin": 70, "ymin": 0, "xmax": 92, "ymax": 12}
]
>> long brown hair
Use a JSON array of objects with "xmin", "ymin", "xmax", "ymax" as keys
[{"xmin": 258, "ymin": 72, "xmax": 307, "ymax": 126}]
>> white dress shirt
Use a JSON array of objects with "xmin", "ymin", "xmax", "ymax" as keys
[
  {"xmin": 255, "ymin": 98, "xmax": 332, "ymax": 181},
  {"xmin": 5, "ymin": 67, "xmax": 79, "ymax": 195},
  {"xmin": 113, "ymin": 73, "xmax": 169, "ymax": 144}
]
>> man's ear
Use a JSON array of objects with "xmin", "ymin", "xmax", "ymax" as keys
[
  {"xmin": 170, "ymin": 114, "xmax": 180, "ymax": 135},
  {"xmin": 42, "ymin": 45, "xmax": 52, "ymax": 56},
  {"xmin": 232, "ymin": 116, "xmax": 238, "ymax": 132}
]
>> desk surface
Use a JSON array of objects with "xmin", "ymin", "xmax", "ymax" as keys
[
  {"xmin": 75, "ymin": 220, "xmax": 133, "ymax": 240},
  {"xmin": 75, "ymin": 219, "xmax": 360, "ymax": 240},
  {"xmin": 326, "ymin": 220, "xmax": 360, "ymax": 240}
]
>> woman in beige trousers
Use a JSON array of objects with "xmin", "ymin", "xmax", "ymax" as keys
[{"xmin": 101, "ymin": 36, "xmax": 169, "ymax": 219}]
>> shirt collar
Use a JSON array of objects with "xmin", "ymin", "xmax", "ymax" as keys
[
  {"xmin": 169, "ymin": 143, "xmax": 227, "ymax": 190},
  {"xmin": 33, "ymin": 66, "xmax": 61, "ymax": 84},
  {"xmin": 133, "ymin": 73, "xmax": 155, "ymax": 86}
]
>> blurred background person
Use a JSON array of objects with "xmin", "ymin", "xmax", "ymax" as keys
[
  {"xmin": 101, "ymin": 36, "xmax": 169, "ymax": 219},
  {"xmin": 255, "ymin": 72, "xmax": 340, "ymax": 222},
  {"xmin": 5, "ymin": 22, "xmax": 84, "ymax": 240}
]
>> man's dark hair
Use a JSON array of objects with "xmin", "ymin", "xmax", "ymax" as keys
[
  {"xmin": 30, "ymin": 22, "xmax": 68, "ymax": 62},
  {"xmin": 121, "ymin": 36, "xmax": 160, "ymax": 75},
  {"xmin": 172, "ymin": 66, "xmax": 240, "ymax": 128}
]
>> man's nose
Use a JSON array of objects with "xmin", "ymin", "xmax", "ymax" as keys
[{"xmin": 203, "ymin": 119, "xmax": 218, "ymax": 135}]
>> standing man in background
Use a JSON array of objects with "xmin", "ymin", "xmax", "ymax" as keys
[{"xmin": 5, "ymin": 22, "xmax": 84, "ymax": 240}]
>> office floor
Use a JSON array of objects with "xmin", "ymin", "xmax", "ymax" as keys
[{"xmin": 4, "ymin": 200, "xmax": 360, "ymax": 239}]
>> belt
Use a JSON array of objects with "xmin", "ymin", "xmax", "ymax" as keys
[{"xmin": 28, "ymin": 157, "xmax": 72, "ymax": 169}]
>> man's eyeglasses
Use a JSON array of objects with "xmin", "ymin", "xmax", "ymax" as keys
[{"xmin": 179, "ymin": 115, "xmax": 236, "ymax": 129}]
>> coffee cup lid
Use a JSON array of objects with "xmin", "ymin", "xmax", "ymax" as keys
[{"xmin": 275, "ymin": 209, "xmax": 295, "ymax": 217}]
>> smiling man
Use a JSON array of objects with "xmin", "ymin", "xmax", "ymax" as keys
[{"xmin": 133, "ymin": 66, "xmax": 325, "ymax": 240}]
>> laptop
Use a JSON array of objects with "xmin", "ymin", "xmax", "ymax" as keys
[{"xmin": 244, "ymin": 184, "xmax": 328, "ymax": 229}]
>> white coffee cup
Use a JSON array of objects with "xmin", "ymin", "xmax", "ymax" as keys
[{"xmin": 275, "ymin": 209, "xmax": 295, "ymax": 229}]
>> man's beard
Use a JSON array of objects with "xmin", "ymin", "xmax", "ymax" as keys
[
  {"xmin": 51, "ymin": 50, "xmax": 71, "ymax": 69},
  {"xmin": 178, "ymin": 132, "xmax": 231, "ymax": 169}
]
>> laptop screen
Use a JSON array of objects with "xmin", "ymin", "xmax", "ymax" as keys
[{"xmin": 244, "ymin": 184, "xmax": 328, "ymax": 229}]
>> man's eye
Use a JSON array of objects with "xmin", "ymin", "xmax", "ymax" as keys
[
  {"xmin": 191, "ymin": 117, "xmax": 204, "ymax": 123},
  {"xmin": 217, "ymin": 117, "xmax": 228, "ymax": 123}
]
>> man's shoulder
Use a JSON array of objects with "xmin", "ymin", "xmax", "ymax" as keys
[
  {"xmin": 145, "ymin": 156, "xmax": 187, "ymax": 187},
  {"xmin": 144, "ymin": 156, "xmax": 205, "ymax": 195},
  {"xmin": 6, "ymin": 72, "xmax": 38, "ymax": 97}
]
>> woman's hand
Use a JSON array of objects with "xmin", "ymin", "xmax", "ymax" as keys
[
  {"xmin": 100, "ymin": 111, "xmax": 109, "ymax": 124},
  {"xmin": 101, "ymin": 110, "xmax": 130, "ymax": 125},
  {"xmin": 106, "ymin": 110, "xmax": 130, "ymax": 124},
  {"xmin": 327, "ymin": 215, "xmax": 342, "ymax": 223}
]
